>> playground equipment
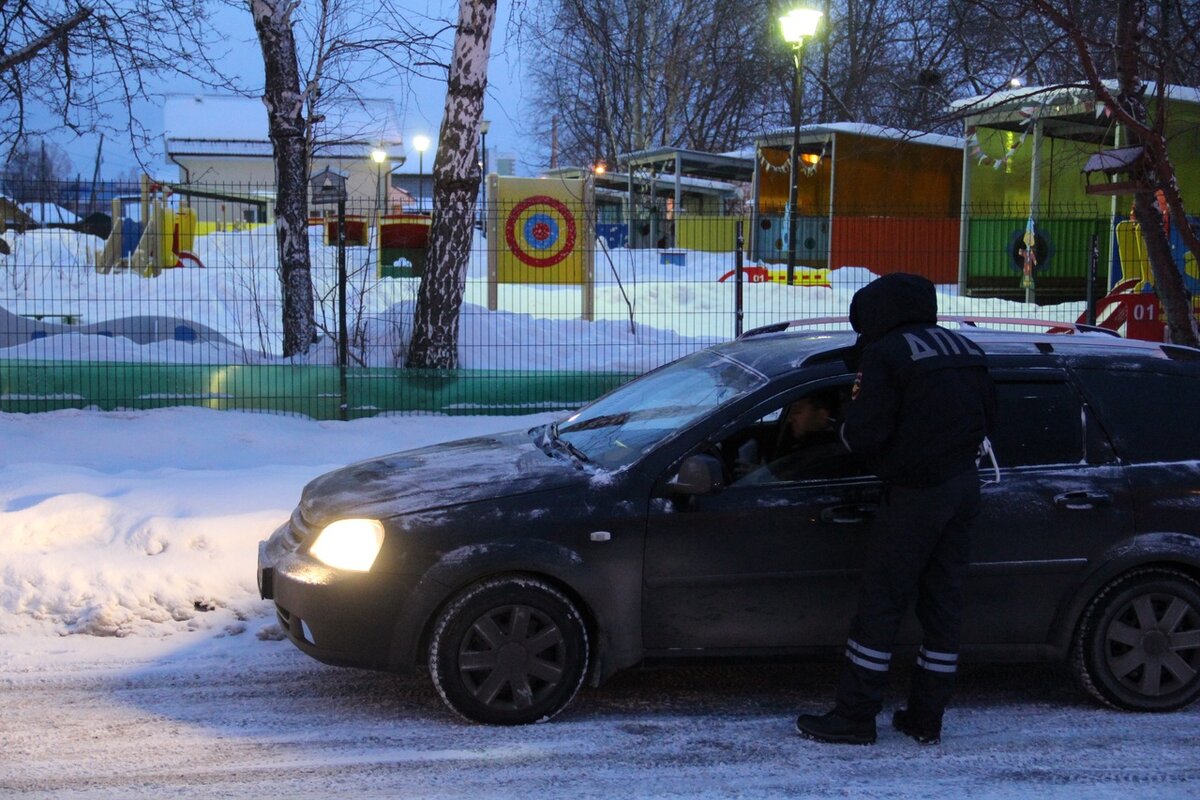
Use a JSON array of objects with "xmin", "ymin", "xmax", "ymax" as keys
[
  {"xmin": 378, "ymin": 212, "xmax": 432, "ymax": 277},
  {"xmin": 321, "ymin": 214, "xmax": 370, "ymax": 247},
  {"xmin": 94, "ymin": 176, "xmax": 204, "ymax": 275},
  {"xmin": 485, "ymin": 174, "xmax": 596, "ymax": 319},
  {"xmin": 752, "ymin": 124, "xmax": 963, "ymax": 282},
  {"xmin": 953, "ymin": 84, "xmax": 1200, "ymax": 303},
  {"xmin": 717, "ymin": 266, "xmax": 831, "ymax": 286},
  {"xmin": 1081, "ymin": 217, "xmax": 1200, "ymax": 341}
]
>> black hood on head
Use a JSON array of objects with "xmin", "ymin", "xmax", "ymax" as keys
[{"xmin": 848, "ymin": 273, "xmax": 938, "ymax": 344}]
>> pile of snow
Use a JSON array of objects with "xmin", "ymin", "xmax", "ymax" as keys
[
  {"xmin": 19, "ymin": 202, "xmax": 78, "ymax": 225},
  {"xmin": 0, "ymin": 407, "xmax": 558, "ymax": 638}
]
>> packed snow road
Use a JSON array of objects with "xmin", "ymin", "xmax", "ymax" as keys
[
  {"xmin": 0, "ymin": 410, "xmax": 1197, "ymax": 798},
  {"xmin": 1, "ymin": 625, "xmax": 1197, "ymax": 800}
]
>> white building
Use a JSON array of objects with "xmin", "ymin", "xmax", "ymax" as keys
[{"xmin": 163, "ymin": 94, "xmax": 407, "ymax": 218}]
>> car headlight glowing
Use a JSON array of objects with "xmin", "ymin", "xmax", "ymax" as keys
[{"xmin": 309, "ymin": 519, "xmax": 385, "ymax": 572}]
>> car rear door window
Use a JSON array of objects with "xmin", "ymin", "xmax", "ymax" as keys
[
  {"xmin": 990, "ymin": 380, "xmax": 1083, "ymax": 467},
  {"xmin": 1073, "ymin": 368, "xmax": 1200, "ymax": 463}
]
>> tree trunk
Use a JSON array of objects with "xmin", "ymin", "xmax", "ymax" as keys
[
  {"xmin": 251, "ymin": 0, "xmax": 316, "ymax": 358},
  {"xmin": 1114, "ymin": 0, "xmax": 1199, "ymax": 346},
  {"xmin": 405, "ymin": 0, "xmax": 497, "ymax": 369}
]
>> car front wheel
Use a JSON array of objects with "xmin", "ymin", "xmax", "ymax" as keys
[
  {"xmin": 1073, "ymin": 568, "xmax": 1200, "ymax": 711},
  {"xmin": 429, "ymin": 576, "xmax": 590, "ymax": 725}
]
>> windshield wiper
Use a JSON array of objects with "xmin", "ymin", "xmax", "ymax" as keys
[{"xmin": 534, "ymin": 422, "xmax": 589, "ymax": 466}]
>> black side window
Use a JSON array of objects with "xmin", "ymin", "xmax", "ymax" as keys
[
  {"xmin": 1073, "ymin": 368, "xmax": 1200, "ymax": 463},
  {"xmin": 714, "ymin": 384, "xmax": 866, "ymax": 484},
  {"xmin": 990, "ymin": 381, "xmax": 1084, "ymax": 467}
]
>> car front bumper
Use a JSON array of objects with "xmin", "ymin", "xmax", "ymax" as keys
[{"xmin": 257, "ymin": 522, "xmax": 412, "ymax": 672}]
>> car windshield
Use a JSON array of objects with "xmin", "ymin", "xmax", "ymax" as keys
[{"xmin": 553, "ymin": 350, "xmax": 767, "ymax": 469}]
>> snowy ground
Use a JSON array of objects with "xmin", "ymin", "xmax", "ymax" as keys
[
  {"xmin": 0, "ymin": 226, "xmax": 1085, "ymax": 372},
  {"xmin": 1, "ymin": 408, "xmax": 1197, "ymax": 799},
  {"xmin": 1, "ymin": 226, "xmax": 1194, "ymax": 796}
]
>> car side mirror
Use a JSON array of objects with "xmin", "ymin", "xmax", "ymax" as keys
[{"xmin": 669, "ymin": 453, "xmax": 725, "ymax": 496}]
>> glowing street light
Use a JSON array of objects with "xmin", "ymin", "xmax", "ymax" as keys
[
  {"xmin": 779, "ymin": 6, "xmax": 822, "ymax": 286},
  {"xmin": 370, "ymin": 147, "xmax": 387, "ymax": 214},
  {"xmin": 412, "ymin": 134, "xmax": 431, "ymax": 211}
]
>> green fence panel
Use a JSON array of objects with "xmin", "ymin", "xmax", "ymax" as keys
[
  {"xmin": 347, "ymin": 369, "xmax": 635, "ymax": 417},
  {"xmin": 965, "ymin": 217, "xmax": 1110, "ymax": 301},
  {"xmin": 0, "ymin": 361, "xmax": 637, "ymax": 419}
]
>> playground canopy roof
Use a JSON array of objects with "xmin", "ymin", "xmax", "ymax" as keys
[
  {"xmin": 756, "ymin": 122, "xmax": 964, "ymax": 151},
  {"xmin": 163, "ymin": 95, "xmax": 407, "ymax": 161},
  {"xmin": 618, "ymin": 147, "xmax": 755, "ymax": 183},
  {"xmin": 948, "ymin": 81, "xmax": 1200, "ymax": 143},
  {"xmin": 543, "ymin": 167, "xmax": 743, "ymax": 202}
]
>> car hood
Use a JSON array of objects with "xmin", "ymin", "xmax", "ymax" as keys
[{"xmin": 298, "ymin": 428, "xmax": 584, "ymax": 525}]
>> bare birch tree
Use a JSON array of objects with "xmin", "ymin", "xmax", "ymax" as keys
[
  {"xmin": 406, "ymin": 0, "xmax": 497, "ymax": 370},
  {"xmin": 251, "ymin": 0, "xmax": 316, "ymax": 358},
  {"xmin": 249, "ymin": 0, "xmax": 434, "ymax": 358}
]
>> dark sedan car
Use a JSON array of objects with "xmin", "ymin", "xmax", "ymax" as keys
[{"xmin": 258, "ymin": 321, "xmax": 1200, "ymax": 724}]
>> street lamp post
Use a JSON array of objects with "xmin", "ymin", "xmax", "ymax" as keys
[
  {"xmin": 779, "ymin": 6, "xmax": 822, "ymax": 286},
  {"xmin": 370, "ymin": 147, "xmax": 387, "ymax": 217},
  {"xmin": 479, "ymin": 119, "xmax": 490, "ymax": 237},
  {"xmin": 412, "ymin": 134, "xmax": 430, "ymax": 212}
]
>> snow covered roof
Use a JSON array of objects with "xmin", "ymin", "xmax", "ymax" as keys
[
  {"xmin": 946, "ymin": 81, "xmax": 1200, "ymax": 144},
  {"xmin": 163, "ymin": 94, "xmax": 406, "ymax": 160},
  {"xmin": 619, "ymin": 147, "xmax": 755, "ymax": 183},
  {"xmin": 948, "ymin": 80, "xmax": 1200, "ymax": 115},
  {"xmin": 544, "ymin": 167, "xmax": 742, "ymax": 196},
  {"xmin": 758, "ymin": 122, "xmax": 964, "ymax": 150}
]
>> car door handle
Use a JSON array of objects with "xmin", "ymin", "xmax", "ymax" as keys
[
  {"xmin": 820, "ymin": 504, "xmax": 877, "ymax": 524},
  {"xmin": 1054, "ymin": 491, "xmax": 1112, "ymax": 510}
]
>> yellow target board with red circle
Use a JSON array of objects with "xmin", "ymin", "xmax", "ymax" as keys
[{"xmin": 487, "ymin": 175, "xmax": 593, "ymax": 285}]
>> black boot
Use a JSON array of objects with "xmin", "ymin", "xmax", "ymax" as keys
[
  {"xmin": 892, "ymin": 708, "xmax": 941, "ymax": 745},
  {"xmin": 795, "ymin": 710, "xmax": 877, "ymax": 745}
]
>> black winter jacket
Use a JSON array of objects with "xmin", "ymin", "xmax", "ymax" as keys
[{"xmin": 841, "ymin": 274, "xmax": 996, "ymax": 487}]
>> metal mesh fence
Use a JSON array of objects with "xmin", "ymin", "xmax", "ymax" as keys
[{"xmin": 0, "ymin": 179, "xmax": 1123, "ymax": 418}]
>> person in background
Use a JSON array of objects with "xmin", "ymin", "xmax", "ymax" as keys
[{"xmin": 794, "ymin": 273, "xmax": 996, "ymax": 746}]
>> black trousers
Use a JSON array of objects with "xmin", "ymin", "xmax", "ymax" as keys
[{"xmin": 833, "ymin": 470, "xmax": 981, "ymax": 725}]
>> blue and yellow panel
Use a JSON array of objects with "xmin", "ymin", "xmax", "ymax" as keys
[{"xmin": 1115, "ymin": 219, "xmax": 1200, "ymax": 294}]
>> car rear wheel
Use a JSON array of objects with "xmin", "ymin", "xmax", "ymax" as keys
[
  {"xmin": 1072, "ymin": 568, "xmax": 1200, "ymax": 711},
  {"xmin": 429, "ymin": 576, "xmax": 589, "ymax": 725}
]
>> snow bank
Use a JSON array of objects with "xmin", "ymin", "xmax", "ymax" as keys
[{"xmin": 0, "ymin": 407, "xmax": 558, "ymax": 638}]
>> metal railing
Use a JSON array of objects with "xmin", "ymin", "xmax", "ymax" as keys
[{"xmin": 0, "ymin": 180, "xmax": 1119, "ymax": 417}]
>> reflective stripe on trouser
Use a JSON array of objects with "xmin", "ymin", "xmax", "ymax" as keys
[
  {"xmin": 845, "ymin": 638, "xmax": 891, "ymax": 672},
  {"xmin": 917, "ymin": 646, "xmax": 958, "ymax": 673},
  {"xmin": 833, "ymin": 471, "xmax": 979, "ymax": 722},
  {"xmin": 906, "ymin": 647, "xmax": 960, "ymax": 728}
]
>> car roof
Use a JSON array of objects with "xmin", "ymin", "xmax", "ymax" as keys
[{"xmin": 718, "ymin": 319, "xmax": 1200, "ymax": 379}]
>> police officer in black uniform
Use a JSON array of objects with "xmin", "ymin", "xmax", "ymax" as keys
[{"xmin": 795, "ymin": 273, "xmax": 996, "ymax": 746}]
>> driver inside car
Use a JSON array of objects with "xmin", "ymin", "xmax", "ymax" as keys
[{"xmin": 733, "ymin": 392, "xmax": 851, "ymax": 483}]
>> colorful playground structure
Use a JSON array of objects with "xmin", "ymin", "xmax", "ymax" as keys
[
  {"xmin": 91, "ymin": 176, "xmax": 270, "ymax": 277},
  {"xmin": 377, "ymin": 213, "xmax": 432, "ymax": 278},
  {"xmin": 94, "ymin": 177, "xmax": 203, "ymax": 276},
  {"xmin": 716, "ymin": 266, "xmax": 831, "ymax": 287},
  {"xmin": 1082, "ymin": 218, "xmax": 1200, "ymax": 340}
]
